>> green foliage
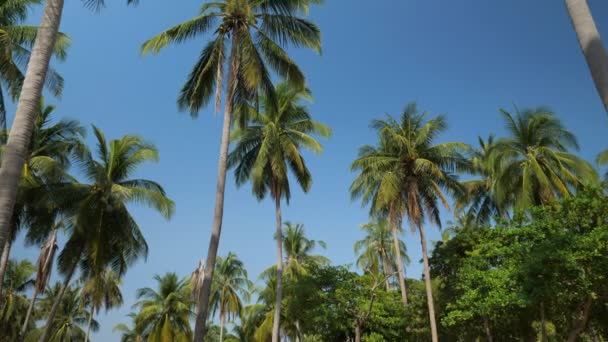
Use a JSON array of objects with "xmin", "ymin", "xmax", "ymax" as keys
[{"xmin": 0, "ymin": 259, "xmax": 35, "ymax": 340}]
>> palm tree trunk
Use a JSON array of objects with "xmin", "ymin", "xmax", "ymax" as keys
[
  {"xmin": 85, "ymin": 307, "xmax": 94, "ymax": 342},
  {"xmin": 390, "ymin": 217, "xmax": 407, "ymax": 306},
  {"xmin": 38, "ymin": 259, "xmax": 77, "ymax": 342},
  {"xmin": 379, "ymin": 252, "xmax": 391, "ymax": 291},
  {"xmin": 418, "ymin": 225, "xmax": 438, "ymax": 342},
  {"xmin": 20, "ymin": 287, "xmax": 40, "ymax": 341},
  {"xmin": 483, "ymin": 316, "xmax": 493, "ymax": 342},
  {"xmin": 565, "ymin": 0, "xmax": 608, "ymax": 113},
  {"xmin": 0, "ymin": 0, "xmax": 64, "ymax": 260},
  {"xmin": 0, "ymin": 232, "xmax": 13, "ymax": 297},
  {"xmin": 192, "ymin": 34, "xmax": 240, "ymax": 342},
  {"xmin": 272, "ymin": 193, "xmax": 284, "ymax": 342},
  {"xmin": 219, "ymin": 310, "xmax": 225, "ymax": 342}
]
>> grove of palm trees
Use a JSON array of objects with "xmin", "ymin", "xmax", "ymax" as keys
[{"xmin": 1, "ymin": 0, "xmax": 608, "ymax": 341}]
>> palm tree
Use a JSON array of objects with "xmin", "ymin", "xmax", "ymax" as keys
[
  {"xmin": 211, "ymin": 253, "xmax": 252, "ymax": 342},
  {"xmin": 352, "ymin": 103, "xmax": 469, "ymax": 342},
  {"xmin": 228, "ymin": 82, "xmax": 330, "ymax": 341},
  {"xmin": 565, "ymin": 0, "xmax": 608, "ymax": 113},
  {"xmin": 354, "ymin": 219, "xmax": 408, "ymax": 291},
  {"xmin": 0, "ymin": 259, "xmax": 34, "ymax": 341},
  {"xmin": 0, "ymin": 100, "xmax": 84, "ymax": 298},
  {"xmin": 454, "ymin": 135, "xmax": 507, "ymax": 223},
  {"xmin": 20, "ymin": 228, "xmax": 58, "ymax": 341},
  {"xmin": 113, "ymin": 313, "xmax": 145, "ymax": 342},
  {"xmin": 34, "ymin": 282, "xmax": 97, "ymax": 342},
  {"xmin": 81, "ymin": 268, "xmax": 124, "ymax": 341},
  {"xmin": 0, "ymin": 0, "xmax": 138, "ymax": 291},
  {"xmin": 495, "ymin": 107, "xmax": 597, "ymax": 209},
  {"xmin": 282, "ymin": 222, "xmax": 328, "ymax": 279},
  {"xmin": 142, "ymin": 4, "xmax": 322, "ymax": 338},
  {"xmin": 133, "ymin": 273, "xmax": 193, "ymax": 342},
  {"xmin": 0, "ymin": 0, "xmax": 69, "ymax": 141},
  {"xmin": 38, "ymin": 127, "xmax": 174, "ymax": 342}
]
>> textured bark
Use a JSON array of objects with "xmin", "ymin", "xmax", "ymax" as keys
[
  {"xmin": 272, "ymin": 193, "xmax": 284, "ymax": 342},
  {"xmin": 0, "ymin": 233, "xmax": 13, "ymax": 298},
  {"xmin": 567, "ymin": 296, "xmax": 593, "ymax": 342},
  {"xmin": 84, "ymin": 307, "xmax": 94, "ymax": 342},
  {"xmin": 20, "ymin": 287, "xmax": 39, "ymax": 341},
  {"xmin": 390, "ymin": 216, "xmax": 408, "ymax": 306},
  {"xmin": 192, "ymin": 34, "xmax": 239, "ymax": 342},
  {"xmin": 565, "ymin": 0, "xmax": 608, "ymax": 113},
  {"xmin": 0, "ymin": 0, "xmax": 64, "ymax": 262},
  {"xmin": 419, "ymin": 225, "xmax": 438, "ymax": 342},
  {"xmin": 38, "ymin": 259, "xmax": 77, "ymax": 342}
]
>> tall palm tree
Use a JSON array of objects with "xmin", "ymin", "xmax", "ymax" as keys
[
  {"xmin": 38, "ymin": 127, "xmax": 174, "ymax": 342},
  {"xmin": 495, "ymin": 107, "xmax": 597, "ymax": 209},
  {"xmin": 565, "ymin": 0, "xmax": 608, "ymax": 113},
  {"xmin": 454, "ymin": 135, "xmax": 507, "ymax": 223},
  {"xmin": 0, "ymin": 0, "xmax": 138, "ymax": 291},
  {"xmin": 113, "ymin": 313, "xmax": 145, "ymax": 342},
  {"xmin": 0, "ymin": 0, "xmax": 69, "ymax": 141},
  {"xmin": 228, "ymin": 82, "xmax": 330, "ymax": 341},
  {"xmin": 352, "ymin": 103, "xmax": 469, "ymax": 342},
  {"xmin": 0, "ymin": 100, "xmax": 84, "ymax": 297},
  {"xmin": 20, "ymin": 228, "xmax": 58, "ymax": 341},
  {"xmin": 142, "ymin": 4, "xmax": 322, "ymax": 338},
  {"xmin": 34, "ymin": 282, "xmax": 97, "ymax": 342},
  {"xmin": 81, "ymin": 268, "xmax": 124, "ymax": 341},
  {"xmin": 211, "ymin": 252, "xmax": 252, "ymax": 342},
  {"xmin": 282, "ymin": 222, "xmax": 328, "ymax": 278},
  {"xmin": 0, "ymin": 259, "xmax": 34, "ymax": 341},
  {"xmin": 133, "ymin": 273, "xmax": 193, "ymax": 342},
  {"xmin": 354, "ymin": 219, "xmax": 408, "ymax": 291}
]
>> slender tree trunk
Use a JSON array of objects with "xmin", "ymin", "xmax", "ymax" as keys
[
  {"xmin": 390, "ymin": 217, "xmax": 408, "ymax": 305},
  {"xmin": 565, "ymin": 0, "xmax": 608, "ymax": 113},
  {"xmin": 38, "ymin": 259, "xmax": 77, "ymax": 342},
  {"xmin": 483, "ymin": 316, "xmax": 493, "ymax": 342},
  {"xmin": 567, "ymin": 296, "xmax": 593, "ymax": 342},
  {"xmin": 354, "ymin": 323, "xmax": 362, "ymax": 342},
  {"xmin": 380, "ymin": 252, "xmax": 391, "ymax": 291},
  {"xmin": 0, "ymin": 0, "xmax": 64, "ymax": 261},
  {"xmin": 192, "ymin": 34, "xmax": 240, "ymax": 342},
  {"xmin": 85, "ymin": 307, "xmax": 94, "ymax": 342},
  {"xmin": 295, "ymin": 320, "xmax": 301, "ymax": 342},
  {"xmin": 418, "ymin": 225, "xmax": 438, "ymax": 342},
  {"xmin": 540, "ymin": 301, "xmax": 548, "ymax": 342},
  {"xmin": 20, "ymin": 288, "xmax": 39, "ymax": 341},
  {"xmin": 272, "ymin": 193, "xmax": 284, "ymax": 342},
  {"xmin": 219, "ymin": 310, "xmax": 225, "ymax": 342},
  {"xmin": 0, "ymin": 232, "xmax": 13, "ymax": 297}
]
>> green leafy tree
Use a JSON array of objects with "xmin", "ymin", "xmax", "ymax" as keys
[
  {"xmin": 80, "ymin": 268, "xmax": 124, "ymax": 341},
  {"xmin": 228, "ymin": 82, "xmax": 330, "ymax": 340},
  {"xmin": 211, "ymin": 253, "xmax": 252, "ymax": 342},
  {"xmin": 142, "ymin": 3, "xmax": 322, "ymax": 338},
  {"xmin": 495, "ymin": 107, "xmax": 597, "ymax": 209},
  {"xmin": 352, "ymin": 103, "xmax": 468, "ymax": 341},
  {"xmin": 38, "ymin": 127, "xmax": 174, "ymax": 342},
  {"xmin": 133, "ymin": 273, "xmax": 193, "ymax": 342}
]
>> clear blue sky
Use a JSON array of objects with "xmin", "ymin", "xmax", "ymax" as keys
[{"xmin": 11, "ymin": 0, "xmax": 608, "ymax": 340}]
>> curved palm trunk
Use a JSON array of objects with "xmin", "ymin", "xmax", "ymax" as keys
[
  {"xmin": 272, "ymin": 194, "xmax": 284, "ymax": 342},
  {"xmin": 0, "ymin": 233, "xmax": 13, "ymax": 297},
  {"xmin": 0, "ymin": 0, "xmax": 64, "ymax": 259},
  {"xmin": 38, "ymin": 259, "xmax": 77, "ymax": 342},
  {"xmin": 565, "ymin": 0, "xmax": 608, "ymax": 113},
  {"xmin": 418, "ymin": 225, "xmax": 438, "ymax": 342},
  {"xmin": 193, "ymin": 35, "xmax": 239, "ymax": 342},
  {"xmin": 390, "ymin": 217, "xmax": 407, "ymax": 306},
  {"xmin": 219, "ymin": 310, "xmax": 225, "ymax": 342},
  {"xmin": 20, "ymin": 287, "xmax": 40, "ymax": 342},
  {"xmin": 85, "ymin": 307, "xmax": 94, "ymax": 342}
]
